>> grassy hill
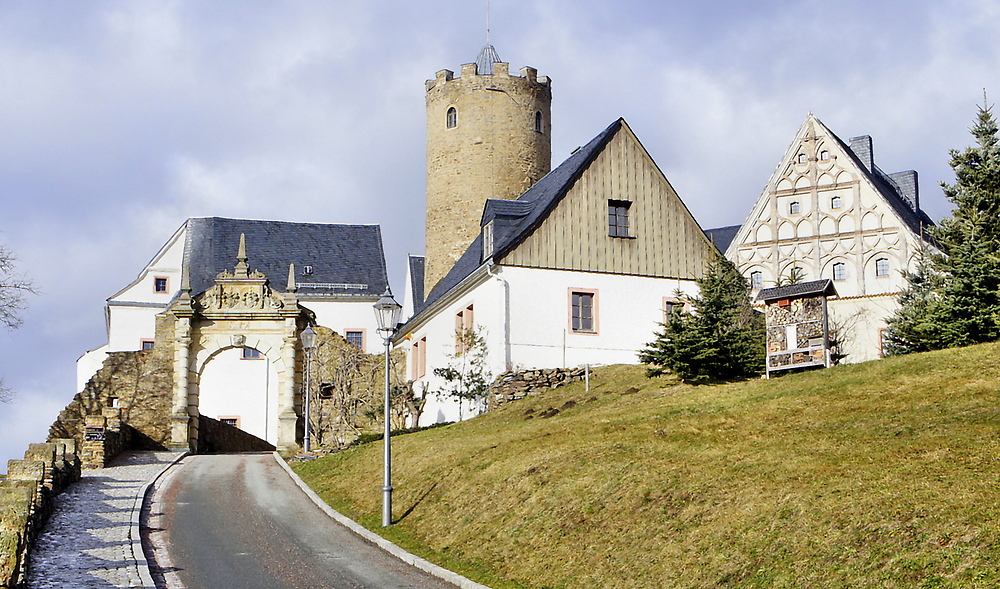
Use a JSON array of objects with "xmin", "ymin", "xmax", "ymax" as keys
[{"xmin": 292, "ymin": 343, "xmax": 1000, "ymax": 589}]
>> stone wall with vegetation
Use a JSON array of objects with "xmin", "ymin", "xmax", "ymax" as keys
[
  {"xmin": 489, "ymin": 367, "xmax": 588, "ymax": 409},
  {"xmin": 0, "ymin": 439, "xmax": 81, "ymax": 588},
  {"xmin": 48, "ymin": 315, "xmax": 174, "ymax": 464},
  {"xmin": 303, "ymin": 326, "xmax": 409, "ymax": 450}
]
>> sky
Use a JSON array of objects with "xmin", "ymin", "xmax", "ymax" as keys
[{"xmin": 2, "ymin": 0, "xmax": 999, "ymax": 469}]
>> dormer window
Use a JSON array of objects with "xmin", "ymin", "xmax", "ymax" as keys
[
  {"xmin": 483, "ymin": 221, "xmax": 494, "ymax": 259},
  {"xmin": 302, "ymin": 265, "xmax": 314, "ymax": 275},
  {"xmin": 534, "ymin": 111, "xmax": 543, "ymax": 133},
  {"xmin": 789, "ymin": 201, "xmax": 801, "ymax": 215},
  {"xmin": 446, "ymin": 107, "xmax": 457, "ymax": 129},
  {"xmin": 608, "ymin": 200, "xmax": 632, "ymax": 238}
]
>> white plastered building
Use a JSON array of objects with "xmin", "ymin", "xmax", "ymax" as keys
[{"xmin": 399, "ymin": 119, "xmax": 715, "ymax": 425}]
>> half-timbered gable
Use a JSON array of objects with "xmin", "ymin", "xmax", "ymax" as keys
[{"xmin": 725, "ymin": 114, "xmax": 935, "ymax": 362}]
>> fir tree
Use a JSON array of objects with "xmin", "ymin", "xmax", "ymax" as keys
[
  {"xmin": 886, "ymin": 97, "xmax": 1000, "ymax": 352},
  {"xmin": 640, "ymin": 251, "xmax": 764, "ymax": 382}
]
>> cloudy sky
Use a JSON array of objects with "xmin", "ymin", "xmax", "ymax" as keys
[{"xmin": 2, "ymin": 0, "xmax": 998, "ymax": 468}]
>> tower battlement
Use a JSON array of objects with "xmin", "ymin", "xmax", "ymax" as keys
[{"xmin": 423, "ymin": 49, "xmax": 552, "ymax": 295}]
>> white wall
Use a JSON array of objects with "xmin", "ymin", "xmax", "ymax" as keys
[
  {"xmin": 198, "ymin": 346, "xmax": 280, "ymax": 444},
  {"xmin": 406, "ymin": 266, "xmax": 699, "ymax": 426},
  {"xmin": 306, "ymin": 298, "xmax": 384, "ymax": 354}
]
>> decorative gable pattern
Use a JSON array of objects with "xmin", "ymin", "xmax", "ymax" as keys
[{"xmin": 726, "ymin": 114, "xmax": 933, "ymax": 300}]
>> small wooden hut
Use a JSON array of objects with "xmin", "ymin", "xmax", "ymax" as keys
[{"xmin": 756, "ymin": 279, "xmax": 838, "ymax": 378}]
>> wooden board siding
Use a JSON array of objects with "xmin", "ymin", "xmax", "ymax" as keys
[{"xmin": 500, "ymin": 123, "xmax": 712, "ymax": 279}]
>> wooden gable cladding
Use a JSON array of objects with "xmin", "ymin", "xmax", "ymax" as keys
[{"xmin": 499, "ymin": 123, "xmax": 713, "ymax": 279}]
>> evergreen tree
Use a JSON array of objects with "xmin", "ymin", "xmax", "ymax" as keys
[
  {"xmin": 886, "ymin": 98, "xmax": 1000, "ymax": 352},
  {"xmin": 640, "ymin": 251, "xmax": 764, "ymax": 382}
]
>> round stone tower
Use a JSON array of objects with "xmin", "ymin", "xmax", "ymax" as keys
[{"xmin": 424, "ymin": 45, "xmax": 552, "ymax": 295}]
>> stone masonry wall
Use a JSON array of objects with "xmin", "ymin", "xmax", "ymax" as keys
[
  {"xmin": 1, "ymin": 439, "xmax": 81, "ymax": 588},
  {"xmin": 48, "ymin": 314, "xmax": 175, "ymax": 462},
  {"xmin": 489, "ymin": 366, "xmax": 587, "ymax": 410},
  {"xmin": 424, "ymin": 61, "xmax": 552, "ymax": 294}
]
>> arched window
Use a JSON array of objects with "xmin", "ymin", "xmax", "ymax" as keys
[
  {"xmin": 446, "ymin": 107, "xmax": 457, "ymax": 129},
  {"xmin": 750, "ymin": 271, "xmax": 763, "ymax": 289},
  {"xmin": 832, "ymin": 262, "xmax": 846, "ymax": 281},
  {"xmin": 535, "ymin": 111, "xmax": 543, "ymax": 133},
  {"xmin": 875, "ymin": 258, "xmax": 889, "ymax": 277},
  {"xmin": 789, "ymin": 201, "xmax": 801, "ymax": 215},
  {"xmin": 831, "ymin": 195, "xmax": 843, "ymax": 209}
]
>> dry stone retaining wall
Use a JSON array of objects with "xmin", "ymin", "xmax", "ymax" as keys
[
  {"xmin": 489, "ymin": 367, "xmax": 587, "ymax": 409},
  {"xmin": 0, "ymin": 439, "xmax": 81, "ymax": 588}
]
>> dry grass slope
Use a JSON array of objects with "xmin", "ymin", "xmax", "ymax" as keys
[{"xmin": 292, "ymin": 342, "xmax": 1000, "ymax": 589}]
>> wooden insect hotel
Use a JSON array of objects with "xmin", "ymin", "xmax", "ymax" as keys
[{"xmin": 756, "ymin": 279, "xmax": 838, "ymax": 378}]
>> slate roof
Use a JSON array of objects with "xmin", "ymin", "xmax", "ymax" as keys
[
  {"xmin": 704, "ymin": 225, "xmax": 741, "ymax": 253},
  {"xmin": 756, "ymin": 279, "xmax": 838, "ymax": 302},
  {"xmin": 829, "ymin": 128, "xmax": 936, "ymax": 239},
  {"xmin": 415, "ymin": 119, "xmax": 623, "ymax": 316},
  {"xmin": 408, "ymin": 255, "xmax": 426, "ymax": 309},
  {"xmin": 184, "ymin": 217, "xmax": 388, "ymax": 298}
]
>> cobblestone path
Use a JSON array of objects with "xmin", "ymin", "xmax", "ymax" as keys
[{"xmin": 26, "ymin": 450, "xmax": 183, "ymax": 589}]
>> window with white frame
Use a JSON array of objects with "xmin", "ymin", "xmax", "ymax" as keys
[
  {"xmin": 875, "ymin": 257, "xmax": 890, "ymax": 277},
  {"xmin": 483, "ymin": 221, "xmax": 494, "ymax": 259},
  {"xmin": 831, "ymin": 195, "xmax": 843, "ymax": 209},
  {"xmin": 345, "ymin": 330, "xmax": 364, "ymax": 349},
  {"xmin": 789, "ymin": 201, "xmax": 801, "ymax": 215},
  {"xmin": 750, "ymin": 271, "xmax": 763, "ymax": 289},
  {"xmin": 832, "ymin": 262, "xmax": 847, "ymax": 281},
  {"xmin": 571, "ymin": 291, "xmax": 597, "ymax": 333},
  {"xmin": 820, "ymin": 150, "xmax": 830, "ymax": 161}
]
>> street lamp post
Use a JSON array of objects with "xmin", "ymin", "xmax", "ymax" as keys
[
  {"xmin": 301, "ymin": 325, "xmax": 317, "ymax": 453},
  {"xmin": 373, "ymin": 289, "xmax": 402, "ymax": 527}
]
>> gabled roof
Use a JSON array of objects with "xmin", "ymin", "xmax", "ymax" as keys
[
  {"xmin": 757, "ymin": 279, "xmax": 837, "ymax": 302},
  {"xmin": 184, "ymin": 217, "xmax": 388, "ymax": 298},
  {"xmin": 416, "ymin": 119, "xmax": 623, "ymax": 313}
]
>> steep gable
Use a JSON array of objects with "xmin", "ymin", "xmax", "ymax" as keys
[
  {"xmin": 498, "ymin": 119, "xmax": 713, "ymax": 279},
  {"xmin": 726, "ymin": 114, "xmax": 934, "ymax": 291}
]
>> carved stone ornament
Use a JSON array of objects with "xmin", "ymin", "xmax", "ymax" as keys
[{"xmin": 194, "ymin": 283, "xmax": 285, "ymax": 312}]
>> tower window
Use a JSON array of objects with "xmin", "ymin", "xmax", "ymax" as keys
[
  {"xmin": 789, "ymin": 201, "xmax": 801, "ymax": 215},
  {"xmin": 608, "ymin": 200, "xmax": 632, "ymax": 238},
  {"xmin": 446, "ymin": 107, "xmax": 457, "ymax": 129},
  {"xmin": 832, "ymin": 262, "xmax": 846, "ymax": 281},
  {"xmin": 875, "ymin": 258, "xmax": 890, "ymax": 277},
  {"xmin": 534, "ymin": 111, "xmax": 543, "ymax": 133}
]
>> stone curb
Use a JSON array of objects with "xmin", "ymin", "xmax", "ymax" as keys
[
  {"xmin": 272, "ymin": 452, "xmax": 493, "ymax": 589},
  {"xmin": 129, "ymin": 452, "xmax": 188, "ymax": 588}
]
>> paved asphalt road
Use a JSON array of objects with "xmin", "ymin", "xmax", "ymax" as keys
[{"xmin": 146, "ymin": 453, "xmax": 458, "ymax": 589}]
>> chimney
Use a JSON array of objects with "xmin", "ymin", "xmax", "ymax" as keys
[
  {"xmin": 888, "ymin": 170, "xmax": 920, "ymax": 211},
  {"xmin": 848, "ymin": 135, "xmax": 874, "ymax": 173}
]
